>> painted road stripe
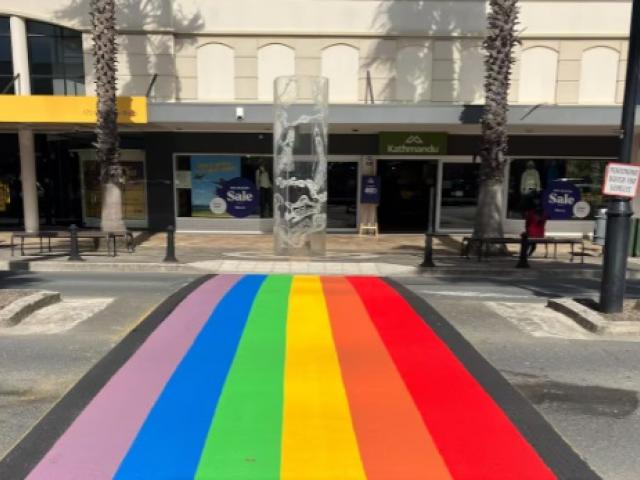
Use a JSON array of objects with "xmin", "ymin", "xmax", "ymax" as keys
[
  {"xmin": 280, "ymin": 276, "xmax": 366, "ymax": 480},
  {"xmin": 349, "ymin": 276, "xmax": 556, "ymax": 480},
  {"xmin": 322, "ymin": 276, "xmax": 453, "ymax": 480},
  {"xmin": 195, "ymin": 275, "xmax": 292, "ymax": 479},
  {"xmin": 26, "ymin": 275, "xmax": 239, "ymax": 480},
  {"xmin": 386, "ymin": 278, "xmax": 600, "ymax": 480},
  {"xmin": 114, "ymin": 275, "xmax": 266, "ymax": 480}
]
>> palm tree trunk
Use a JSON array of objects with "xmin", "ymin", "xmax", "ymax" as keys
[
  {"xmin": 91, "ymin": 0, "xmax": 125, "ymax": 232},
  {"xmin": 473, "ymin": 0, "xmax": 520, "ymax": 241}
]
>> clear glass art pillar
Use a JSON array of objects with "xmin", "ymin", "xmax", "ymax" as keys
[{"xmin": 273, "ymin": 76, "xmax": 329, "ymax": 256}]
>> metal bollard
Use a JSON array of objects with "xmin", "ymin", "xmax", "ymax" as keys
[
  {"xmin": 420, "ymin": 233, "xmax": 436, "ymax": 268},
  {"xmin": 68, "ymin": 224, "xmax": 84, "ymax": 261},
  {"xmin": 516, "ymin": 232, "xmax": 530, "ymax": 268},
  {"xmin": 163, "ymin": 225, "xmax": 178, "ymax": 263}
]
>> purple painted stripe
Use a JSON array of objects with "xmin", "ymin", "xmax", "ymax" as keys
[{"xmin": 27, "ymin": 275, "xmax": 241, "ymax": 480}]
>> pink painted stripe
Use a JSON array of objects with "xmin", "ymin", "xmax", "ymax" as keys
[{"xmin": 28, "ymin": 274, "xmax": 241, "ymax": 480}]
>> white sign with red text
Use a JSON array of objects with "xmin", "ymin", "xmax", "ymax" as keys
[{"xmin": 602, "ymin": 162, "xmax": 640, "ymax": 198}]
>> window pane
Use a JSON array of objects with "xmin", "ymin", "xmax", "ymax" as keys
[
  {"xmin": 440, "ymin": 163, "xmax": 479, "ymax": 230},
  {"xmin": 179, "ymin": 155, "xmax": 273, "ymax": 219},
  {"xmin": 27, "ymin": 20, "xmax": 85, "ymax": 96},
  {"xmin": 0, "ymin": 17, "xmax": 10, "ymax": 35},
  {"xmin": 31, "ymin": 77, "xmax": 54, "ymax": 94},
  {"xmin": 507, "ymin": 159, "xmax": 607, "ymax": 220},
  {"xmin": 327, "ymin": 162, "xmax": 357, "ymax": 228},
  {"xmin": 28, "ymin": 36, "xmax": 55, "ymax": 74}
]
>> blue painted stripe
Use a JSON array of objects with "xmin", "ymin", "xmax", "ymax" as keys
[{"xmin": 114, "ymin": 275, "xmax": 266, "ymax": 480}]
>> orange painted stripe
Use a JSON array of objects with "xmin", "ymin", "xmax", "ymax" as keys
[{"xmin": 322, "ymin": 277, "xmax": 453, "ymax": 480}]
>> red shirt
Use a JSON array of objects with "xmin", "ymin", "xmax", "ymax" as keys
[{"xmin": 525, "ymin": 210, "xmax": 547, "ymax": 238}]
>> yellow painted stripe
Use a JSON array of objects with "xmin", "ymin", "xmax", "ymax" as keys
[{"xmin": 280, "ymin": 276, "xmax": 366, "ymax": 480}]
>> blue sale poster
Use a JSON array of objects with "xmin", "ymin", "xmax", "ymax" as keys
[{"xmin": 190, "ymin": 156, "xmax": 241, "ymax": 218}]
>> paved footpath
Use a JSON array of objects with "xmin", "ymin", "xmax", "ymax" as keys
[{"xmin": 0, "ymin": 275, "xmax": 599, "ymax": 480}]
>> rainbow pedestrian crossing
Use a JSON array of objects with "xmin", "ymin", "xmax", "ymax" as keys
[{"xmin": 26, "ymin": 274, "xmax": 560, "ymax": 479}]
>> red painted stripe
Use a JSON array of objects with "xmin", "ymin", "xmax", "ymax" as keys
[
  {"xmin": 322, "ymin": 277, "xmax": 452, "ymax": 480},
  {"xmin": 348, "ymin": 277, "xmax": 556, "ymax": 480}
]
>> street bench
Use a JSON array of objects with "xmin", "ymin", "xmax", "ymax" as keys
[
  {"xmin": 11, "ymin": 230, "xmax": 134, "ymax": 257},
  {"xmin": 461, "ymin": 236, "xmax": 585, "ymax": 263}
]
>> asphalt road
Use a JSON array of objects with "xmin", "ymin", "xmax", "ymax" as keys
[
  {"xmin": 0, "ymin": 271, "xmax": 201, "ymax": 458},
  {"xmin": 1, "ymin": 271, "xmax": 639, "ymax": 478},
  {"xmin": 398, "ymin": 274, "xmax": 640, "ymax": 480}
]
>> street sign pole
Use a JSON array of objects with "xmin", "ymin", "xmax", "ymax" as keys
[{"xmin": 599, "ymin": 0, "xmax": 640, "ymax": 313}]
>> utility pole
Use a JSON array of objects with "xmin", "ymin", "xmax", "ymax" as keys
[{"xmin": 599, "ymin": 0, "xmax": 640, "ymax": 313}]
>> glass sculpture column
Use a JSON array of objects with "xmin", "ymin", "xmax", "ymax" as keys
[{"xmin": 273, "ymin": 76, "xmax": 328, "ymax": 256}]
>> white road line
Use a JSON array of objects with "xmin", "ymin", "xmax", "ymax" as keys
[{"xmin": 417, "ymin": 289, "xmax": 533, "ymax": 299}]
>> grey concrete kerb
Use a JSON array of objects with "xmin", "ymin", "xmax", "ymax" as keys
[
  {"xmin": 548, "ymin": 298, "xmax": 640, "ymax": 335},
  {"xmin": 0, "ymin": 291, "xmax": 61, "ymax": 327}
]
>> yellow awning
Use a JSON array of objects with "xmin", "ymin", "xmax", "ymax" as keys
[{"xmin": 0, "ymin": 95, "xmax": 148, "ymax": 124}]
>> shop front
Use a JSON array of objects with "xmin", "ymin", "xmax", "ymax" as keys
[{"xmin": 172, "ymin": 152, "xmax": 359, "ymax": 233}]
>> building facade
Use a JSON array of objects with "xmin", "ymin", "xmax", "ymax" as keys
[{"xmin": 0, "ymin": 0, "xmax": 639, "ymax": 235}]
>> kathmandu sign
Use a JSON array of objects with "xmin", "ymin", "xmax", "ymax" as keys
[{"xmin": 379, "ymin": 132, "xmax": 448, "ymax": 155}]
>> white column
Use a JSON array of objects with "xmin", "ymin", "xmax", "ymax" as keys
[
  {"xmin": 10, "ymin": 16, "xmax": 30, "ymax": 95},
  {"xmin": 18, "ymin": 130, "xmax": 39, "ymax": 232},
  {"xmin": 11, "ymin": 16, "xmax": 39, "ymax": 232}
]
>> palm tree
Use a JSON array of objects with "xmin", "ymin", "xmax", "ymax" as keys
[
  {"xmin": 473, "ymin": 0, "xmax": 520, "ymax": 240},
  {"xmin": 91, "ymin": 0, "xmax": 125, "ymax": 232}
]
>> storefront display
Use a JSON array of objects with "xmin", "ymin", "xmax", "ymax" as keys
[
  {"xmin": 78, "ymin": 149, "xmax": 148, "ymax": 227},
  {"xmin": 508, "ymin": 158, "xmax": 606, "ymax": 221},
  {"xmin": 175, "ymin": 154, "xmax": 273, "ymax": 220}
]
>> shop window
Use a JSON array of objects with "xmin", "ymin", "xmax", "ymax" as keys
[
  {"xmin": 327, "ymin": 162, "xmax": 358, "ymax": 229},
  {"xmin": 175, "ymin": 155, "xmax": 273, "ymax": 220},
  {"xmin": 507, "ymin": 158, "xmax": 607, "ymax": 221},
  {"xmin": 518, "ymin": 47, "xmax": 558, "ymax": 104},
  {"xmin": 579, "ymin": 47, "xmax": 619, "ymax": 104},
  {"xmin": 27, "ymin": 20, "xmax": 85, "ymax": 95},
  {"xmin": 321, "ymin": 44, "xmax": 359, "ymax": 102},
  {"xmin": 258, "ymin": 44, "xmax": 295, "ymax": 101},
  {"xmin": 0, "ymin": 17, "xmax": 13, "ymax": 94},
  {"xmin": 78, "ymin": 149, "xmax": 148, "ymax": 228},
  {"xmin": 440, "ymin": 163, "xmax": 480, "ymax": 230},
  {"xmin": 197, "ymin": 43, "xmax": 234, "ymax": 100},
  {"xmin": 396, "ymin": 45, "xmax": 432, "ymax": 102}
]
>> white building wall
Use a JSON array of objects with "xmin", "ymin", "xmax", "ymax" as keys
[
  {"xmin": 519, "ymin": 47, "xmax": 559, "ymax": 104},
  {"xmin": 257, "ymin": 44, "xmax": 295, "ymax": 101},
  {"xmin": 0, "ymin": 0, "xmax": 633, "ymax": 105},
  {"xmin": 579, "ymin": 47, "xmax": 620, "ymax": 104},
  {"xmin": 196, "ymin": 43, "xmax": 235, "ymax": 100}
]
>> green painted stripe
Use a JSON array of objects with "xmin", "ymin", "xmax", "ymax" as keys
[{"xmin": 195, "ymin": 275, "xmax": 292, "ymax": 480}]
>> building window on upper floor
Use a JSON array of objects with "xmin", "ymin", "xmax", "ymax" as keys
[
  {"xmin": 258, "ymin": 44, "xmax": 295, "ymax": 101},
  {"xmin": 0, "ymin": 17, "xmax": 13, "ymax": 94},
  {"xmin": 518, "ymin": 47, "xmax": 558, "ymax": 104},
  {"xmin": 27, "ymin": 20, "xmax": 85, "ymax": 95},
  {"xmin": 197, "ymin": 43, "xmax": 235, "ymax": 101},
  {"xmin": 321, "ymin": 44, "xmax": 359, "ymax": 103},
  {"xmin": 396, "ymin": 45, "xmax": 432, "ymax": 103},
  {"xmin": 579, "ymin": 47, "xmax": 619, "ymax": 104}
]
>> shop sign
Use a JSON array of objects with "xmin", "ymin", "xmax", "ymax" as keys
[
  {"xmin": 542, "ymin": 180, "xmax": 581, "ymax": 220},
  {"xmin": 191, "ymin": 156, "xmax": 241, "ymax": 218},
  {"xmin": 0, "ymin": 95, "xmax": 147, "ymax": 124},
  {"xmin": 217, "ymin": 177, "xmax": 258, "ymax": 218},
  {"xmin": 602, "ymin": 162, "xmax": 640, "ymax": 198},
  {"xmin": 379, "ymin": 132, "xmax": 447, "ymax": 155},
  {"xmin": 573, "ymin": 201, "xmax": 591, "ymax": 219},
  {"xmin": 360, "ymin": 176, "xmax": 381, "ymax": 204}
]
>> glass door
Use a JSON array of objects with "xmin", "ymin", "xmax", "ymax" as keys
[
  {"xmin": 327, "ymin": 161, "xmax": 358, "ymax": 230},
  {"xmin": 378, "ymin": 160, "xmax": 438, "ymax": 233},
  {"xmin": 439, "ymin": 162, "xmax": 480, "ymax": 231}
]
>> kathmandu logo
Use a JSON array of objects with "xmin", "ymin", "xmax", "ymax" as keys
[
  {"xmin": 405, "ymin": 135, "xmax": 424, "ymax": 145},
  {"xmin": 386, "ymin": 134, "xmax": 441, "ymax": 154}
]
